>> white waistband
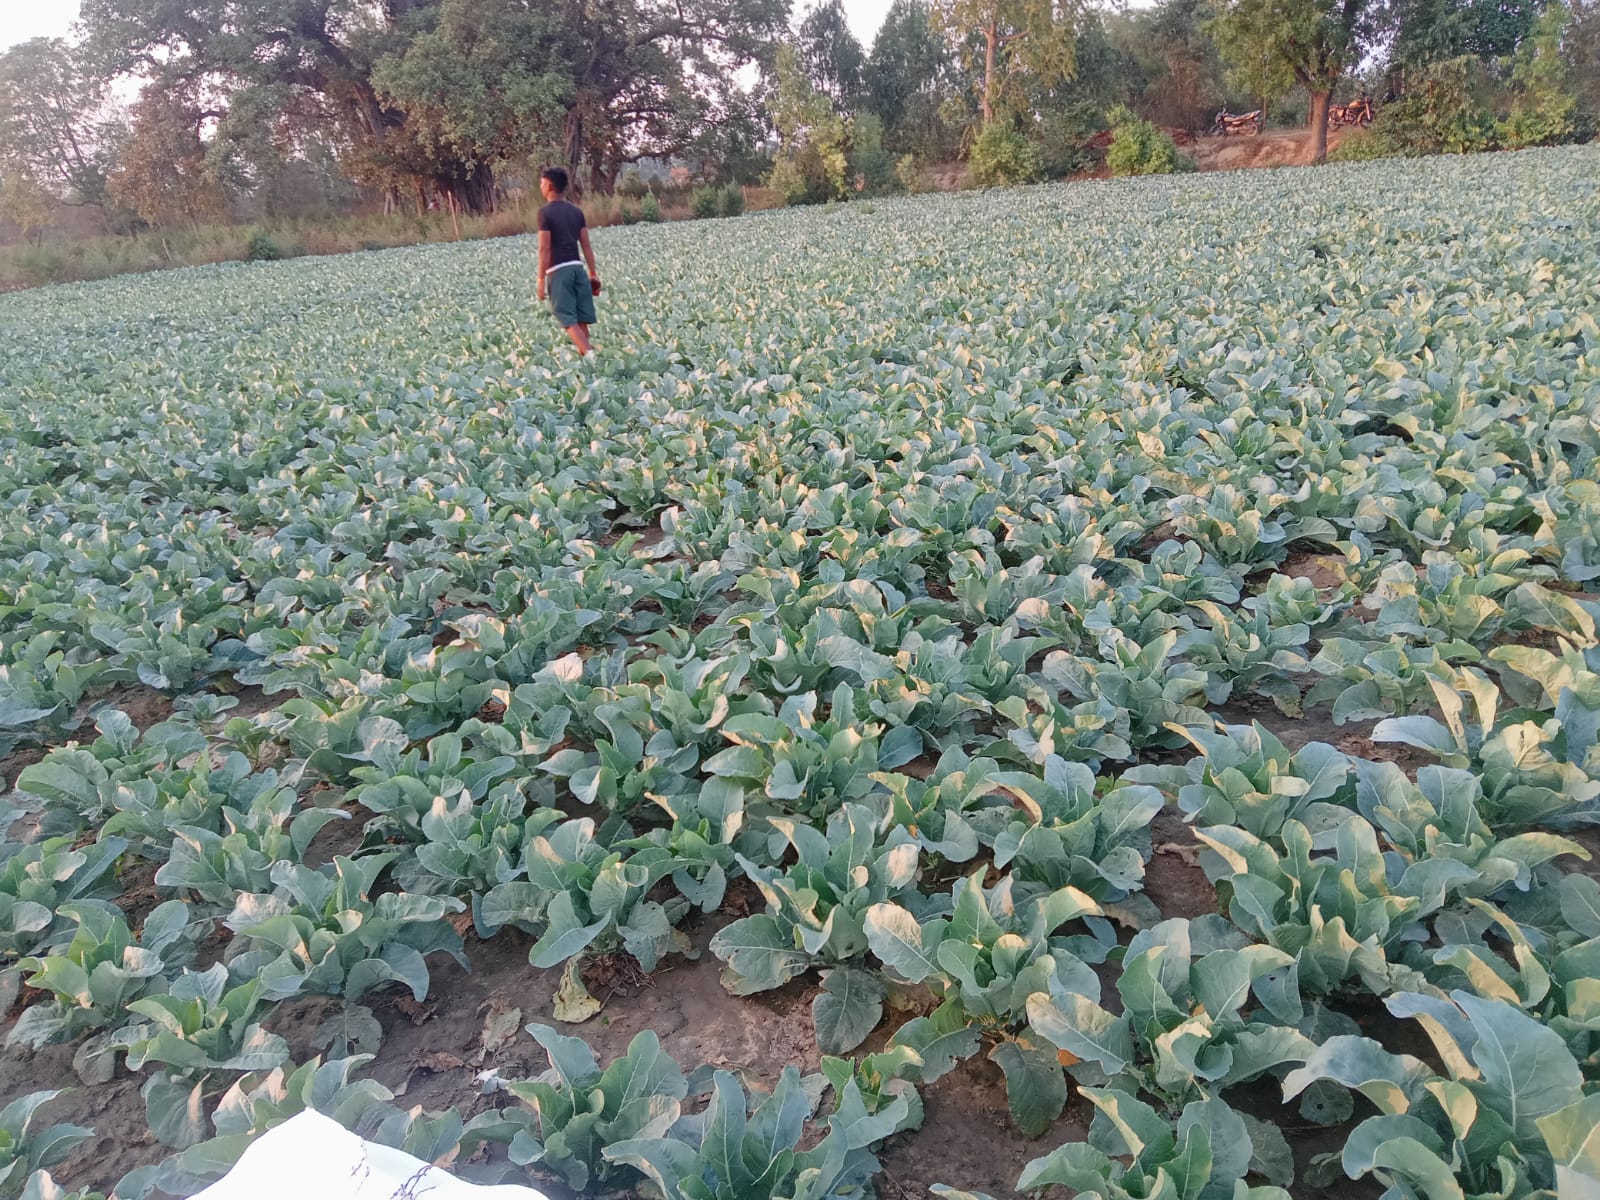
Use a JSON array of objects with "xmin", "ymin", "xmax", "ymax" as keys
[{"xmin": 545, "ymin": 260, "xmax": 586, "ymax": 278}]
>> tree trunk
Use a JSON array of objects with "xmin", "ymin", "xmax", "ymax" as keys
[
  {"xmin": 1308, "ymin": 89, "xmax": 1332, "ymax": 163},
  {"xmin": 563, "ymin": 107, "xmax": 585, "ymax": 185},
  {"xmin": 440, "ymin": 166, "xmax": 496, "ymax": 216},
  {"xmin": 981, "ymin": 25, "xmax": 998, "ymax": 124},
  {"xmin": 464, "ymin": 168, "xmax": 495, "ymax": 214}
]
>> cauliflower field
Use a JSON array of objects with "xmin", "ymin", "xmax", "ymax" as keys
[{"xmin": 2, "ymin": 145, "xmax": 1600, "ymax": 1200}]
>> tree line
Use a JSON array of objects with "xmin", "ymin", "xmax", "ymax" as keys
[{"xmin": 1, "ymin": 0, "xmax": 1595, "ymax": 236}]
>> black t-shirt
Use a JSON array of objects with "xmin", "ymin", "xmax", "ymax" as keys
[{"xmin": 538, "ymin": 199, "xmax": 586, "ymax": 268}]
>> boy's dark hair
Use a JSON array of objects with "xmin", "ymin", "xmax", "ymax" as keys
[{"xmin": 541, "ymin": 166, "xmax": 569, "ymax": 194}]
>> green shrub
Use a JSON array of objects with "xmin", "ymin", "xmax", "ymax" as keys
[
  {"xmin": 968, "ymin": 123, "xmax": 1043, "ymax": 188},
  {"xmin": 768, "ymin": 156, "xmax": 808, "ymax": 206},
  {"xmin": 1415, "ymin": 58, "xmax": 1500, "ymax": 153},
  {"xmin": 1105, "ymin": 106, "xmax": 1195, "ymax": 176},
  {"xmin": 245, "ymin": 230, "xmax": 284, "ymax": 262},
  {"xmin": 617, "ymin": 170, "xmax": 648, "ymax": 199},
  {"xmin": 1328, "ymin": 127, "xmax": 1397, "ymax": 161},
  {"xmin": 1499, "ymin": 4, "xmax": 1578, "ymax": 148},
  {"xmin": 1351, "ymin": 59, "xmax": 1497, "ymax": 156},
  {"xmin": 768, "ymin": 139, "xmax": 849, "ymax": 206},
  {"xmin": 1330, "ymin": 49, "xmax": 1558, "ymax": 160},
  {"xmin": 640, "ymin": 191, "xmax": 662, "ymax": 223},
  {"xmin": 895, "ymin": 154, "xmax": 921, "ymax": 193},
  {"xmin": 1040, "ymin": 100, "xmax": 1104, "ymax": 176},
  {"xmin": 719, "ymin": 184, "xmax": 745, "ymax": 217},
  {"xmin": 849, "ymin": 112, "xmax": 897, "ymax": 194},
  {"xmin": 691, "ymin": 186, "xmax": 720, "ymax": 219}
]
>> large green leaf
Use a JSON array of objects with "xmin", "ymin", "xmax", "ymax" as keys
[
  {"xmin": 1282, "ymin": 1036, "xmax": 1432, "ymax": 1116},
  {"xmin": 1027, "ymin": 992, "xmax": 1134, "ymax": 1075},
  {"xmin": 1541, "ymin": 1094, "xmax": 1600, "ymax": 1179},
  {"xmin": 812, "ymin": 967, "xmax": 885, "ymax": 1055},
  {"xmin": 864, "ymin": 904, "xmax": 941, "ymax": 983},
  {"xmin": 1452, "ymin": 991, "xmax": 1584, "ymax": 1143},
  {"xmin": 989, "ymin": 1036, "xmax": 1067, "ymax": 1138}
]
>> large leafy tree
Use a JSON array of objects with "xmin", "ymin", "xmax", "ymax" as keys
[
  {"xmin": 798, "ymin": 0, "xmax": 867, "ymax": 106},
  {"xmin": 80, "ymin": 0, "xmax": 787, "ymax": 210},
  {"xmin": 1569, "ymin": 0, "xmax": 1600, "ymax": 126},
  {"xmin": 0, "ymin": 171, "xmax": 55, "ymax": 241},
  {"xmin": 381, "ymin": 0, "xmax": 785, "ymax": 195},
  {"xmin": 80, "ymin": 0, "xmax": 433, "ymax": 202},
  {"xmin": 529, "ymin": 0, "xmax": 789, "ymax": 193},
  {"xmin": 867, "ymin": 0, "xmax": 956, "ymax": 153},
  {"xmin": 935, "ymin": 0, "xmax": 1079, "ymax": 125},
  {"xmin": 1210, "ymin": 0, "xmax": 1378, "ymax": 162},
  {"xmin": 108, "ymin": 85, "xmax": 232, "ymax": 227},
  {"xmin": 369, "ymin": 0, "xmax": 570, "ymax": 205},
  {"xmin": 1111, "ymin": 0, "xmax": 1233, "ymax": 129},
  {"xmin": 767, "ymin": 40, "xmax": 850, "ymax": 201},
  {"xmin": 0, "ymin": 38, "xmax": 124, "ymax": 211},
  {"xmin": 1382, "ymin": 0, "xmax": 1543, "ymax": 69}
]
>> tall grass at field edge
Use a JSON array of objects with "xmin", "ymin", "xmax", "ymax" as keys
[{"xmin": 0, "ymin": 186, "xmax": 784, "ymax": 292}]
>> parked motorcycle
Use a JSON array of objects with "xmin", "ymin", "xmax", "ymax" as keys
[
  {"xmin": 1328, "ymin": 97, "xmax": 1375, "ymax": 128},
  {"xmin": 1209, "ymin": 109, "xmax": 1264, "ymax": 136}
]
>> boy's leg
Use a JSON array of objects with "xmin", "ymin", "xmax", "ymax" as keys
[
  {"xmin": 550, "ymin": 269, "xmax": 585, "ymax": 355},
  {"xmin": 574, "ymin": 278, "xmax": 597, "ymax": 355},
  {"xmin": 563, "ymin": 324, "xmax": 592, "ymax": 355},
  {"xmin": 551, "ymin": 268, "xmax": 594, "ymax": 355}
]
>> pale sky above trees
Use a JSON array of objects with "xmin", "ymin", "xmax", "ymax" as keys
[{"xmin": 0, "ymin": 1, "xmax": 83, "ymax": 51}]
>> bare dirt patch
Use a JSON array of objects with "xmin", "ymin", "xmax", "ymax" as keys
[
  {"xmin": 80, "ymin": 684, "xmax": 176, "ymax": 732},
  {"xmin": 299, "ymin": 795, "xmax": 365, "ymax": 867},
  {"xmin": 1211, "ymin": 696, "xmax": 1433, "ymax": 777},
  {"xmin": 367, "ymin": 920, "xmax": 822, "ymax": 1121},
  {"xmin": 1143, "ymin": 807, "xmax": 1217, "ymax": 922},
  {"xmin": 1277, "ymin": 551, "xmax": 1350, "ymax": 594},
  {"xmin": 0, "ymin": 1034, "xmax": 164, "ymax": 1194},
  {"xmin": 1, "ymin": 683, "xmax": 179, "ymax": 793},
  {"xmin": 895, "ymin": 755, "xmax": 940, "ymax": 781},
  {"xmin": 1191, "ymin": 128, "xmax": 1347, "ymax": 172},
  {"xmin": 115, "ymin": 856, "xmax": 166, "ymax": 931},
  {"xmin": 879, "ymin": 1059, "xmax": 1087, "ymax": 1199},
  {"xmin": 218, "ymin": 683, "xmax": 282, "ymax": 721},
  {"xmin": 0, "ymin": 744, "xmax": 49, "ymax": 794}
]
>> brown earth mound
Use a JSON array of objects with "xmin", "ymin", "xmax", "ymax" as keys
[
  {"xmin": 1190, "ymin": 127, "xmax": 1346, "ymax": 171},
  {"xmin": 1076, "ymin": 124, "xmax": 1343, "ymax": 177}
]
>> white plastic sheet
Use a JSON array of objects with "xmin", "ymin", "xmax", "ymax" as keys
[{"xmin": 191, "ymin": 1111, "xmax": 549, "ymax": 1200}]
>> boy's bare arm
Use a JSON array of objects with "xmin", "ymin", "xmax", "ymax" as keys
[
  {"xmin": 537, "ymin": 231, "xmax": 551, "ymax": 298},
  {"xmin": 579, "ymin": 227, "xmax": 598, "ymax": 278}
]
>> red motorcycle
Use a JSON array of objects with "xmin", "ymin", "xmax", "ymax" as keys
[{"xmin": 1210, "ymin": 109, "xmax": 1264, "ymax": 136}]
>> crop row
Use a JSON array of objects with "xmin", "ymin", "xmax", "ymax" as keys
[{"xmin": 1, "ymin": 145, "xmax": 1598, "ymax": 1199}]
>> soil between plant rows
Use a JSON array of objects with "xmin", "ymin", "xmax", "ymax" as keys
[
  {"xmin": 0, "ymin": 801, "xmax": 1390, "ymax": 1200},
  {"xmin": 0, "ymin": 667, "xmax": 1404, "ymax": 1200}
]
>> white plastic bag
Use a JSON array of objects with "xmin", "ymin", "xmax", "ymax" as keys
[{"xmin": 192, "ymin": 1110, "xmax": 548, "ymax": 1200}]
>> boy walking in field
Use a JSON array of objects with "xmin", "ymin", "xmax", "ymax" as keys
[{"xmin": 536, "ymin": 166, "xmax": 602, "ymax": 356}]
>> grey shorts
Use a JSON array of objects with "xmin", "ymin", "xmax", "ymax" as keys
[{"xmin": 547, "ymin": 263, "xmax": 596, "ymax": 328}]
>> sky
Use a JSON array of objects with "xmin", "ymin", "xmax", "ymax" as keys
[{"xmin": 0, "ymin": 0, "xmax": 80, "ymax": 52}]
